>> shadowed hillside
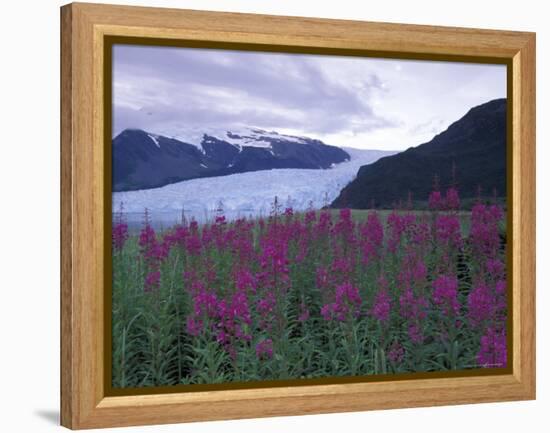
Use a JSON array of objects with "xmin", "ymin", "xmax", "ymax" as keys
[{"xmin": 331, "ymin": 98, "xmax": 507, "ymax": 209}]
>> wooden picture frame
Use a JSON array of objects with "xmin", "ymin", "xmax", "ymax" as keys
[{"xmin": 60, "ymin": 2, "xmax": 536, "ymax": 429}]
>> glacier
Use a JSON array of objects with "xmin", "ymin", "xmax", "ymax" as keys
[{"xmin": 113, "ymin": 147, "xmax": 395, "ymax": 227}]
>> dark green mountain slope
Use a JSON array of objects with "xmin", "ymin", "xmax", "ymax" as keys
[{"xmin": 331, "ymin": 98, "xmax": 507, "ymax": 209}]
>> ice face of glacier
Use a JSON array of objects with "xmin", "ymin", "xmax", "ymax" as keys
[{"xmin": 113, "ymin": 147, "xmax": 396, "ymax": 227}]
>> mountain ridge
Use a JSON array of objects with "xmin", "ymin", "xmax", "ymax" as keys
[
  {"xmin": 112, "ymin": 127, "xmax": 351, "ymax": 192},
  {"xmin": 331, "ymin": 98, "xmax": 507, "ymax": 209}
]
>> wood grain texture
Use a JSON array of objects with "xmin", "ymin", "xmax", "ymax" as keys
[
  {"xmin": 60, "ymin": 2, "xmax": 536, "ymax": 429},
  {"xmin": 60, "ymin": 4, "xmax": 73, "ymax": 429},
  {"xmin": 514, "ymin": 34, "xmax": 536, "ymax": 395}
]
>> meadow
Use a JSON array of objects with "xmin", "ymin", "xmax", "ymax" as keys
[{"xmin": 111, "ymin": 188, "xmax": 508, "ymax": 388}]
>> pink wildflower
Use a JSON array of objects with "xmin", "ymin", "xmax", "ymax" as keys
[
  {"xmin": 256, "ymin": 338, "xmax": 274, "ymax": 360},
  {"xmin": 477, "ymin": 327, "xmax": 507, "ymax": 368},
  {"xmin": 432, "ymin": 275, "xmax": 460, "ymax": 316}
]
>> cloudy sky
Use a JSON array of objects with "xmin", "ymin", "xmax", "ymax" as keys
[{"xmin": 113, "ymin": 44, "xmax": 506, "ymax": 151}]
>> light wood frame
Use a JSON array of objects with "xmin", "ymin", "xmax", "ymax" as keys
[{"xmin": 60, "ymin": 2, "xmax": 536, "ymax": 429}]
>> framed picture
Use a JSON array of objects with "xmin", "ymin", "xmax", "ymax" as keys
[{"xmin": 60, "ymin": 2, "xmax": 536, "ymax": 429}]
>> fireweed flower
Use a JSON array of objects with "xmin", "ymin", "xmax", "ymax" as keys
[
  {"xmin": 399, "ymin": 289, "xmax": 428, "ymax": 321},
  {"xmin": 185, "ymin": 233, "xmax": 202, "ymax": 256},
  {"xmin": 257, "ymin": 292, "xmax": 276, "ymax": 331},
  {"xmin": 411, "ymin": 221, "xmax": 430, "ymax": 246},
  {"xmin": 112, "ymin": 203, "xmax": 129, "ymax": 250},
  {"xmin": 486, "ymin": 258, "xmax": 505, "ymax": 279},
  {"xmin": 201, "ymin": 225, "xmax": 214, "ymax": 248},
  {"xmin": 387, "ymin": 212, "xmax": 414, "ymax": 253},
  {"xmin": 470, "ymin": 203, "xmax": 503, "ymax": 259},
  {"xmin": 320, "ymin": 303, "xmax": 337, "ymax": 321},
  {"xmin": 138, "ymin": 223, "xmax": 170, "ymax": 292},
  {"xmin": 188, "ymin": 278, "xmax": 206, "ymax": 296},
  {"xmin": 112, "ymin": 217, "xmax": 129, "ymax": 252},
  {"xmin": 256, "ymin": 338, "xmax": 274, "ymax": 360},
  {"xmin": 330, "ymin": 257, "xmax": 354, "ymax": 285},
  {"xmin": 407, "ymin": 323, "xmax": 424, "ymax": 344},
  {"xmin": 388, "ymin": 340, "xmax": 405, "ymax": 364},
  {"xmin": 215, "ymin": 290, "xmax": 252, "ymax": 357},
  {"xmin": 192, "ymin": 289, "xmax": 218, "ymax": 318},
  {"xmin": 293, "ymin": 224, "xmax": 311, "ymax": 263},
  {"xmin": 340, "ymin": 207, "xmax": 351, "ymax": 218},
  {"xmin": 477, "ymin": 327, "xmax": 507, "ymax": 368},
  {"xmin": 400, "ymin": 288, "xmax": 428, "ymax": 344},
  {"xmin": 304, "ymin": 209, "xmax": 317, "ymax": 225},
  {"xmin": 467, "ymin": 279, "xmax": 507, "ymax": 327},
  {"xmin": 186, "ymin": 317, "xmax": 202, "ymax": 336},
  {"xmin": 397, "ymin": 251, "xmax": 427, "ymax": 291},
  {"xmin": 139, "ymin": 224, "xmax": 157, "ymax": 256},
  {"xmin": 371, "ymin": 290, "xmax": 391, "ymax": 322},
  {"xmin": 428, "ymin": 190, "xmax": 444, "ymax": 210},
  {"xmin": 412, "ymin": 259, "xmax": 427, "ymax": 283},
  {"xmin": 432, "ymin": 275, "xmax": 460, "ymax": 316},
  {"xmin": 445, "ymin": 187, "xmax": 460, "ymax": 211},
  {"xmin": 185, "ymin": 287, "xmax": 219, "ymax": 336},
  {"xmin": 235, "ymin": 268, "xmax": 257, "ymax": 294},
  {"xmin": 184, "ymin": 220, "xmax": 202, "ymax": 253},
  {"xmin": 316, "ymin": 266, "xmax": 333, "ymax": 304},
  {"xmin": 467, "ymin": 282, "xmax": 495, "ymax": 327},
  {"xmin": 360, "ymin": 212, "xmax": 384, "ymax": 264},
  {"xmin": 495, "ymin": 279, "xmax": 507, "ymax": 303},
  {"xmin": 230, "ymin": 224, "xmax": 255, "ymax": 264},
  {"xmin": 211, "ymin": 219, "xmax": 231, "ymax": 251},
  {"xmin": 371, "ymin": 278, "xmax": 391, "ymax": 323},
  {"xmin": 144, "ymin": 271, "xmax": 160, "ymax": 293},
  {"xmin": 435, "ymin": 214, "xmax": 462, "ymax": 249},
  {"xmin": 258, "ymin": 239, "xmax": 290, "ymax": 290},
  {"xmin": 168, "ymin": 226, "xmax": 189, "ymax": 249},
  {"xmin": 200, "ymin": 258, "xmax": 218, "ymax": 286},
  {"xmin": 314, "ymin": 210, "xmax": 332, "ymax": 238},
  {"xmin": 149, "ymin": 241, "xmax": 170, "ymax": 262},
  {"xmin": 321, "ymin": 283, "xmax": 362, "ymax": 321},
  {"xmin": 316, "ymin": 266, "xmax": 330, "ymax": 289},
  {"xmin": 332, "ymin": 208, "xmax": 356, "ymax": 245}
]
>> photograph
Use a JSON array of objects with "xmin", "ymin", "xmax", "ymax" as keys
[{"xmin": 110, "ymin": 44, "xmax": 509, "ymax": 389}]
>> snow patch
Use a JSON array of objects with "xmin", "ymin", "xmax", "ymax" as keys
[
  {"xmin": 147, "ymin": 134, "xmax": 160, "ymax": 148},
  {"xmin": 147, "ymin": 125, "xmax": 315, "ymax": 153},
  {"xmin": 156, "ymin": 128, "xmax": 206, "ymax": 154}
]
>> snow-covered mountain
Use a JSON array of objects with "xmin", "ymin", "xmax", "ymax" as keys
[
  {"xmin": 113, "ymin": 127, "xmax": 350, "ymax": 191},
  {"xmin": 163, "ymin": 126, "xmax": 320, "ymax": 152},
  {"xmin": 113, "ymin": 147, "xmax": 396, "ymax": 227}
]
